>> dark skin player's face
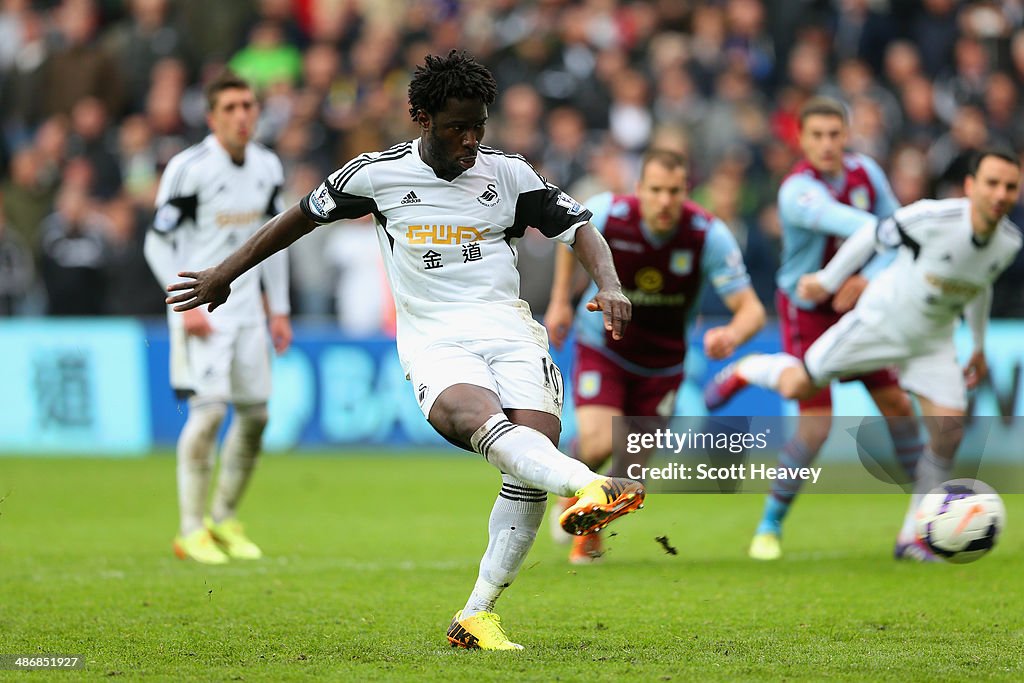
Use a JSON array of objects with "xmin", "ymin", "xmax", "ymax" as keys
[{"xmin": 418, "ymin": 98, "xmax": 488, "ymax": 181}]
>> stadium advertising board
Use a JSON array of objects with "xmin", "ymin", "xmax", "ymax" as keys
[
  {"xmin": 0, "ymin": 320, "xmax": 1020, "ymax": 454},
  {"xmin": 0, "ymin": 319, "xmax": 152, "ymax": 454}
]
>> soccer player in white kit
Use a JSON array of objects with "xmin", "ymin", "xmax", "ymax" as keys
[
  {"xmin": 165, "ymin": 51, "xmax": 645, "ymax": 650},
  {"xmin": 145, "ymin": 71, "xmax": 293, "ymax": 565},
  {"xmin": 705, "ymin": 148, "xmax": 1022, "ymax": 557}
]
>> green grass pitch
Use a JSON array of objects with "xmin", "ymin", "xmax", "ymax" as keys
[{"xmin": 1, "ymin": 453, "xmax": 1022, "ymax": 681}]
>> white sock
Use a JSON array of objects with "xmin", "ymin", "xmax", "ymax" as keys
[
  {"xmin": 177, "ymin": 400, "xmax": 227, "ymax": 535},
  {"xmin": 462, "ymin": 475, "xmax": 547, "ymax": 618},
  {"xmin": 470, "ymin": 415, "xmax": 597, "ymax": 496},
  {"xmin": 211, "ymin": 403, "xmax": 268, "ymax": 523},
  {"xmin": 738, "ymin": 353, "xmax": 801, "ymax": 389},
  {"xmin": 899, "ymin": 448, "xmax": 953, "ymax": 541}
]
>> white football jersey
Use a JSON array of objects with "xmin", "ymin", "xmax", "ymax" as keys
[
  {"xmin": 858, "ymin": 197, "xmax": 1022, "ymax": 340},
  {"xmin": 146, "ymin": 134, "xmax": 289, "ymax": 325},
  {"xmin": 301, "ymin": 139, "xmax": 591, "ymax": 369}
]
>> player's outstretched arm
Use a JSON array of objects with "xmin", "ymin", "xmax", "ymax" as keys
[
  {"xmin": 543, "ymin": 243, "xmax": 578, "ymax": 350},
  {"xmin": 569, "ymin": 223, "xmax": 630, "ymax": 340},
  {"xmin": 704, "ymin": 287, "xmax": 766, "ymax": 360},
  {"xmin": 801, "ymin": 217, "xmax": 880, "ymax": 300},
  {"xmin": 166, "ymin": 204, "xmax": 317, "ymax": 312}
]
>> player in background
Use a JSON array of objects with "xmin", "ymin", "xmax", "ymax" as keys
[
  {"xmin": 164, "ymin": 51, "xmax": 644, "ymax": 650},
  {"xmin": 544, "ymin": 148, "xmax": 766, "ymax": 564},
  {"xmin": 144, "ymin": 71, "xmax": 292, "ymax": 565},
  {"xmin": 706, "ymin": 148, "xmax": 1022, "ymax": 558},
  {"xmin": 723, "ymin": 97, "xmax": 924, "ymax": 562}
]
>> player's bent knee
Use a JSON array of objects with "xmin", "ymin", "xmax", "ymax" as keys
[
  {"xmin": 234, "ymin": 403, "xmax": 269, "ymax": 451},
  {"xmin": 186, "ymin": 400, "xmax": 228, "ymax": 439},
  {"xmin": 779, "ymin": 367, "xmax": 816, "ymax": 400},
  {"xmin": 235, "ymin": 402, "xmax": 269, "ymax": 430},
  {"xmin": 429, "ymin": 385, "xmax": 503, "ymax": 444},
  {"xmin": 872, "ymin": 387, "xmax": 914, "ymax": 417}
]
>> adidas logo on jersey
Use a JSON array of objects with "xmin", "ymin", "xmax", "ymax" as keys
[{"xmin": 401, "ymin": 191, "xmax": 421, "ymax": 205}]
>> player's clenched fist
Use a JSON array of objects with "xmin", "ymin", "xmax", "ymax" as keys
[{"xmin": 796, "ymin": 273, "xmax": 829, "ymax": 303}]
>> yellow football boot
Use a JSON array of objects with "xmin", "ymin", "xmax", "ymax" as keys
[
  {"xmin": 748, "ymin": 532, "xmax": 782, "ymax": 561},
  {"xmin": 447, "ymin": 611, "xmax": 524, "ymax": 651},
  {"xmin": 173, "ymin": 528, "xmax": 229, "ymax": 565},
  {"xmin": 559, "ymin": 477, "xmax": 645, "ymax": 536},
  {"xmin": 206, "ymin": 517, "xmax": 263, "ymax": 560}
]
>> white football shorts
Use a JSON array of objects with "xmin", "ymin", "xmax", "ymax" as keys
[
  {"xmin": 803, "ymin": 310, "xmax": 966, "ymax": 411},
  {"xmin": 170, "ymin": 322, "xmax": 272, "ymax": 403},
  {"xmin": 407, "ymin": 337, "xmax": 564, "ymax": 420}
]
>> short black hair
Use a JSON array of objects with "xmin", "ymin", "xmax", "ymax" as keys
[
  {"xmin": 967, "ymin": 147, "xmax": 1020, "ymax": 176},
  {"xmin": 408, "ymin": 50, "xmax": 498, "ymax": 121},
  {"xmin": 205, "ymin": 69, "xmax": 251, "ymax": 111}
]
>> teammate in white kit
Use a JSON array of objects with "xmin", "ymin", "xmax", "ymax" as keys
[
  {"xmin": 145, "ymin": 71, "xmax": 292, "ymax": 565},
  {"xmin": 705, "ymin": 148, "xmax": 1022, "ymax": 552},
  {"xmin": 164, "ymin": 51, "xmax": 645, "ymax": 650}
]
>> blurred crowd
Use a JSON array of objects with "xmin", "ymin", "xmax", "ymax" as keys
[{"xmin": 2, "ymin": 0, "xmax": 1024, "ymax": 327}]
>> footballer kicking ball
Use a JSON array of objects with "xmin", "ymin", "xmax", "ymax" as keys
[{"xmin": 915, "ymin": 479, "xmax": 1006, "ymax": 564}]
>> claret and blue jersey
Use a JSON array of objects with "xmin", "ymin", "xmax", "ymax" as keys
[
  {"xmin": 573, "ymin": 192, "xmax": 750, "ymax": 375},
  {"xmin": 776, "ymin": 152, "xmax": 899, "ymax": 310}
]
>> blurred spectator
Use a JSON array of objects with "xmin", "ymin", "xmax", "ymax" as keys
[
  {"xmin": 927, "ymin": 105, "xmax": 993, "ymax": 196},
  {"xmin": 101, "ymin": 0, "xmax": 183, "ymax": 114},
  {"xmin": 830, "ymin": 0, "xmax": 895, "ymax": 74},
  {"xmin": 41, "ymin": 0, "xmax": 123, "ymax": 119},
  {"xmin": 283, "ymin": 161, "xmax": 335, "ymax": 317},
  {"xmin": 569, "ymin": 141, "xmax": 633, "ymax": 203},
  {"xmin": 0, "ymin": 0, "xmax": 1021, "ymax": 320},
  {"xmin": 881, "ymin": 40, "xmax": 923, "ymax": 93},
  {"xmin": 541, "ymin": 106, "xmax": 589, "ymax": 188},
  {"xmin": 695, "ymin": 166, "xmax": 777, "ymax": 314},
  {"xmin": 693, "ymin": 65, "xmax": 764, "ymax": 182},
  {"xmin": 0, "ymin": 3, "xmax": 48, "ymax": 135},
  {"xmin": 911, "ymin": 0, "xmax": 961, "ymax": 79},
  {"xmin": 606, "ymin": 67, "xmax": 647, "ymax": 153},
  {"xmin": 688, "ymin": 3, "xmax": 728, "ymax": 94},
  {"xmin": 724, "ymin": 0, "xmax": 775, "ymax": 88},
  {"xmin": 67, "ymin": 97, "xmax": 121, "ymax": 199},
  {"xmin": 888, "ymin": 145, "xmax": 931, "ymax": 206},
  {"xmin": 117, "ymin": 115, "xmax": 159, "ymax": 206},
  {"xmin": 144, "ymin": 58, "xmax": 190, "ymax": 168},
  {"xmin": 101, "ymin": 194, "xmax": 163, "ymax": 315},
  {"xmin": 934, "ymin": 37, "xmax": 991, "ymax": 117},
  {"xmin": 824, "ymin": 58, "xmax": 902, "ymax": 134},
  {"xmin": 983, "ymin": 71, "xmax": 1024, "ymax": 150},
  {"xmin": 898, "ymin": 75, "xmax": 945, "ymax": 152},
  {"xmin": 229, "ymin": 21, "xmax": 304, "ymax": 95},
  {"xmin": 176, "ymin": 0, "xmax": 255, "ymax": 68},
  {"xmin": 38, "ymin": 183, "xmax": 110, "ymax": 315},
  {"xmin": 0, "ymin": 0, "xmax": 30, "ymax": 71},
  {"xmin": 490, "ymin": 83, "xmax": 545, "ymax": 160},
  {"xmin": 846, "ymin": 96, "xmax": 889, "ymax": 162},
  {"xmin": 784, "ymin": 39, "xmax": 827, "ymax": 96},
  {"xmin": 2, "ymin": 146, "xmax": 55, "ymax": 254},
  {"xmin": 0, "ymin": 188, "xmax": 34, "ymax": 315},
  {"xmin": 652, "ymin": 63, "xmax": 708, "ymax": 130}
]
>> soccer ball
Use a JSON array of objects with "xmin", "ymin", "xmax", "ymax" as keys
[{"xmin": 915, "ymin": 479, "xmax": 1006, "ymax": 564}]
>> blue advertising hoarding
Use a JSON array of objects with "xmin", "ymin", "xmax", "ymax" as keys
[
  {"xmin": 0, "ymin": 319, "xmax": 152, "ymax": 454},
  {"xmin": 0, "ymin": 318, "xmax": 1020, "ymax": 454}
]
